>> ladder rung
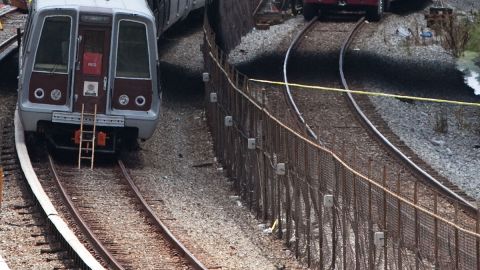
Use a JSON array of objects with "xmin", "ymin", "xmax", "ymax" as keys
[{"xmin": 78, "ymin": 103, "xmax": 97, "ymax": 169}]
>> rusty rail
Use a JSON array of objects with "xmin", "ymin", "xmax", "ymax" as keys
[
  {"xmin": 48, "ymin": 154, "xmax": 124, "ymax": 270},
  {"xmin": 117, "ymin": 160, "xmax": 208, "ymax": 270},
  {"xmin": 283, "ymin": 16, "xmax": 319, "ymax": 141},
  {"xmin": 46, "ymin": 155, "xmax": 207, "ymax": 269},
  {"xmin": 0, "ymin": 28, "xmax": 22, "ymax": 62},
  {"xmin": 339, "ymin": 18, "xmax": 477, "ymax": 212}
]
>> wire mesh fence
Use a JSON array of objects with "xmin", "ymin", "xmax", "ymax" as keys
[{"xmin": 202, "ymin": 17, "xmax": 480, "ymax": 269}]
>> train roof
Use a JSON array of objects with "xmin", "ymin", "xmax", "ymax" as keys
[{"xmin": 33, "ymin": 0, "xmax": 153, "ymax": 17}]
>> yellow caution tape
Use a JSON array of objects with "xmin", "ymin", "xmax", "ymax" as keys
[{"xmin": 249, "ymin": 78, "xmax": 480, "ymax": 107}]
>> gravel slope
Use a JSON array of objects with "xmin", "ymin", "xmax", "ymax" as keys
[{"xmin": 128, "ymin": 16, "xmax": 307, "ymax": 270}]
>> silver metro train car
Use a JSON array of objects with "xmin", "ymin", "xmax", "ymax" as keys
[
  {"xmin": 18, "ymin": 0, "xmax": 203, "ymax": 152},
  {"xmin": 148, "ymin": 0, "xmax": 205, "ymax": 34}
]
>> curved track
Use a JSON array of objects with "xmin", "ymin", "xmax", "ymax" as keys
[
  {"xmin": 0, "ymin": 11, "xmax": 24, "ymax": 62},
  {"xmin": 283, "ymin": 17, "xmax": 477, "ymax": 221},
  {"xmin": 0, "ymin": 29, "xmax": 21, "ymax": 61},
  {"xmin": 15, "ymin": 110, "xmax": 208, "ymax": 269},
  {"xmin": 338, "ymin": 20, "xmax": 477, "ymax": 212},
  {"xmin": 46, "ymin": 153, "xmax": 208, "ymax": 269},
  {"xmin": 283, "ymin": 16, "xmax": 319, "ymax": 141}
]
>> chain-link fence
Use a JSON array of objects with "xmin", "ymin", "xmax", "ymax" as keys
[{"xmin": 203, "ymin": 17, "xmax": 480, "ymax": 269}]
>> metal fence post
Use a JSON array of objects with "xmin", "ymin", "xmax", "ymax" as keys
[
  {"xmin": 353, "ymin": 175, "xmax": 360, "ymax": 270},
  {"xmin": 295, "ymin": 168, "xmax": 300, "ymax": 259},
  {"xmin": 383, "ymin": 166, "xmax": 387, "ymax": 270},
  {"xmin": 397, "ymin": 173, "xmax": 402, "ymax": 270},
  {"xmin": 270, "ymin": 124, "xmax": 276, "ymax": 224},
  {"xmin": 353, "ymin": 149, "xmax": 360, "ymax": 270},
  {"xmin": 276, "ymin": 126, "xmax": 283, "ymax": 240},
  {"xmin": 475, "ymin": 201, "xmax": 480, "ymax": 269},
  {"xmin": 0, "ymin": 167, "xmax": 3, "ymax": 209},
  {"xmin": 304, "ymin": 141, "xmax": 312, "ymax": 267},
  {"xmin": 434, "ymin": 192, "xmax": 439, "ymax": 269},
  {"xmin": 341, "ymin": 144, "xmax": 347, "ymax": 270},
  {"xmin": 414, "ymin": 181, "xmax": 419, "ymax": 270},
  {"xmin": 368, "ymin": 159, "xmax": 374, "ymax": 270},
  {"xmin": 318, "ymin": 154, "xmax": 324, "ymax": 270},
  {"xmin": 477, "ymin": 202, "xmax": 480, "ymax": 270},
  {"xmin": 455, "ymin": 201, "xmax": 459, "ymax": 270},
  {"xmin": 331, "ymin": 159, "xmax": 340, "ymax": 270},
  {"xmin": 262, "ymin": 116, "xmax": 269, "ymax": 221},
  {"xmin": 285, "ymin": 169, "xmax": 292, "ymax": 248}
]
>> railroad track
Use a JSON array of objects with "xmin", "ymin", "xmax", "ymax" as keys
[
  {"xmin": 0, "ymin": 29, "xmax": 20, "ymax": 62},
  {"xmin": 13, "ymin": 108, "xmax": 209, "ymax": 269},
  {"xmin": 0, "ymin": 11, "xmax": 24, "ymax": 62},
  {"xmin": 339, "ymin": 23, "xmax": 478, "ymax": 211},
  {"xmin": 35, "ymin": 151, "xmax": 208, "ymax": 269},
  {"xmin": 282, "ymin": 17, "xmax": 478, "ymax": 229}
]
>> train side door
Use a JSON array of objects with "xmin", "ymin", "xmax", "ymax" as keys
[{"xmin": 74, "ymin": 25, "xmax": 111, "ymax": 114}]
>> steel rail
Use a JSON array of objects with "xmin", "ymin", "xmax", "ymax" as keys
[
  {"xmin": 283, "ymin": 16, "xmax": 319, "ymax": 141},
  {"xmin": 339, "ymin": 19, "xmax": 477, "ymax": 211},
  {"xmin": 48, "ymin": 154, "xmax": 125, "ymax": 270},
  {"xmin": 0, "ymin": 28, "xmax": 22, "ymax": 62},
  {"xmin": 117, "ymin": 160, "xmax": 209, "ymax": 270}
]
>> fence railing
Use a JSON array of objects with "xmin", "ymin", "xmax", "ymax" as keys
[{"xmin": 202, "ymin": 17, "xmax": 480, "ymax": 269}]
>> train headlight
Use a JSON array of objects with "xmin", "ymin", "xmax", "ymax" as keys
[
  {"xmin": 119, "ymin": 94, "xmax": 129, "ymax": 106},
  {"xmin": 50, "ymin": 89, "xmax": 62, "ymax": 101},
  {"xmin": 135, "ymin": 96, "xmax": 146, "ymax": 107},
  {"xmin": 34, "ymin": 88, "xmax": 45, "ymax": 99}
]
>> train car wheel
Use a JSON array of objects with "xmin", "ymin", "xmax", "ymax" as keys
[
  {"xmin": 367, "ymin": 0, "xmax": 383, "ymax": 22},
  {"xmin": 303, "ymin": 3, "xmax": 319, "ymax": 21}
]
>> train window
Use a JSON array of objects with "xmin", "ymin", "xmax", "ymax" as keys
[
  {"xmin": 33, "ymin": 16, "xmax": 71, "ymax": 73},
  {"xmin": 116, "ymin": 21, "xmax": 150, "ymax": 79}
]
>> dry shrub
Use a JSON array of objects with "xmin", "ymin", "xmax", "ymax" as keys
[{"xmin": 434, "ymin": 14, "xmax": 473, "ymax": 57}]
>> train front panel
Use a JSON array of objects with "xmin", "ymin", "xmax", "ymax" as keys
[{"xmin": 18, "ymin": 3, "xmax": 160, "ymax": 152}]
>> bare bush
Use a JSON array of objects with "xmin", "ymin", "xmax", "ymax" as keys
[{"xmin": 435, "ymin": 14, "xmax": 473, "ymax": 57}]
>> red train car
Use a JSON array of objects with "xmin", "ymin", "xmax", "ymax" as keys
[{"xmin": 303, "ymin": 0, "xmax": 390, "ymax": 21}]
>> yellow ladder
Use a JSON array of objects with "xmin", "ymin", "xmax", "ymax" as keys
[{"xmin": 78, "ymin": 104, "xmax": 97, "ymax": 169}]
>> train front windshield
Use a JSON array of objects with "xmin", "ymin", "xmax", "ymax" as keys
[
  {"xmin": 34, "ymin": 16, "xmax": 71, "ymax": 73},
  {"xmin": 116, "ymin": 21, "xmax": 150, "ymax": 79}
]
